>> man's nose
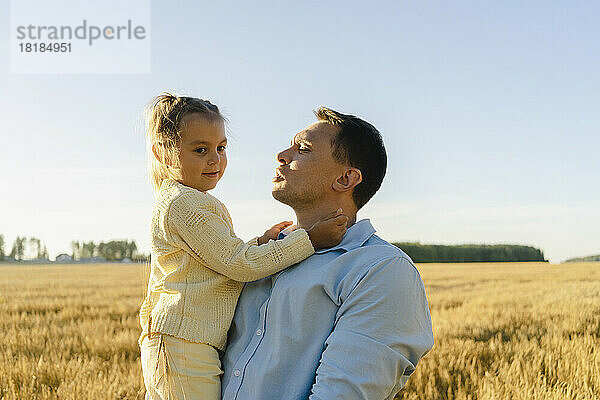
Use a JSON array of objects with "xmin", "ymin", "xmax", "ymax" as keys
[{"xmin": 277, "ymin": 147, "xmax": 291, "ymax": 165}]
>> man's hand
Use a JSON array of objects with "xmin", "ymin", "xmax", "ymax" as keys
[
  {"xmin": 307, "ymin": 208, "xmax": 348, "ymax": 250},
  {"xmin": 258, "ymin": 221, "xmax": 294, "ymax": 245}
]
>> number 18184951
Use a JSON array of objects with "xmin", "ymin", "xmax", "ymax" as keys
[{"xmin": 19, "ymin": 43, "xmax": 72, "ymax": 53}]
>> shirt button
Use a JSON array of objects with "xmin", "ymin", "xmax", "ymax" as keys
[
  {"xmin": 256, "ymin": 329, "xmax": 263, "ymax": 336},
  {"xmin": 233, "ymin": 369, "xmax": 241, "ymax": 377}
]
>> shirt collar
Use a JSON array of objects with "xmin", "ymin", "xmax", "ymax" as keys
[{"xmin": 279, "ymin": 218, "xmax": 376, "ymax": 254}]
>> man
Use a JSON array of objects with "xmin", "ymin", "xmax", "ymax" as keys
[{"xmin": 222, "ymin": 107, "xmax": 434, "ymax": 400}]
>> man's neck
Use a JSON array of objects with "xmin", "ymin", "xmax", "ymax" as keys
[{"xmin": 294, "ymin": 201, "xmax": 357, "ymax": 231}]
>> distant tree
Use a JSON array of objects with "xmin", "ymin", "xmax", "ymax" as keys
[
  {"xmin": 127, "ymin": 240, "xmax": 137, "ymax": 259},
  {"xmin": 27, "ymin": 238, "xmax": 41, "ymax": 259},
  {"xmin": 41, "ymin": 245, "xmax": 49, "ymax": 260},
  {"xmin": 97, "ymin": 241, "xmax": 109, "ymax": 260},
  {"xmin": 71, "ymin": 240, "xmax": 81, "ymax": 260},
  {"xmin": 0, "ymin": 234, "xmax": 5, "ymax": 260},
  {"xmin": 81, "ymin": 241, "xmax": 96, "ymax": 258},
  {"xmin": 10, "ymin": 236, "xmax": 26, "ymax": 261}
]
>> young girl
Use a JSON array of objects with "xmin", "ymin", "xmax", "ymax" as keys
[{"xmin": 139, "ymin": 93, "xmax": 348, "ymax": 400}]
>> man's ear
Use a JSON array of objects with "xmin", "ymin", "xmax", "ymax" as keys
[{"xmin": 332, "ymin": 168, "xmax": 362, "ymax": 193}]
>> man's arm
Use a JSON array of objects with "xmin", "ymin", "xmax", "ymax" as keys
[{"xmin": 309, "ymin": 256, "xmax": 434, "ymax": 400}]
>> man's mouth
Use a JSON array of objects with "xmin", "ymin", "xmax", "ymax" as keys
[
  {"xmin": 202, "ymin": 171, "xmax": 220, "ymax": 179},
  {"xmin": 272, "ymin": 169, "xmax": 285, "ymax": 183}
]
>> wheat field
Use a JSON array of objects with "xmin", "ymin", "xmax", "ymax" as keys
[{"xmin": 0, "ymin": 262, "xmax": 598, "ymax": 400}]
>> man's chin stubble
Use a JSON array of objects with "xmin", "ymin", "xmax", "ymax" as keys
[
  {"xmin": 271, "ymin": 188, "xmax": 323, "ymax": 211},
  {"xmin": 271, "ymin": 189, "xmax": 293, "ymax": 206}
]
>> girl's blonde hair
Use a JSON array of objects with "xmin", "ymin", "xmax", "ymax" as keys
[{"xmin": 145, "ymin": 93, "xmax": 224, "ymax": 193}]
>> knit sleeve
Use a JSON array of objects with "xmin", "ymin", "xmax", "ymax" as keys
[
  {"xmin": 167, "ymin": 194, "xmax": 315, "ymax": 282},
  {"xmin": 246, "ymin": 237, "xmax": 260, "ymax": 246}
]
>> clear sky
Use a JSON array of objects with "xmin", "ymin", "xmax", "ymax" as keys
[{"xmin": 1, "ymin": 1, "xmax": 599, "ymax": 263}]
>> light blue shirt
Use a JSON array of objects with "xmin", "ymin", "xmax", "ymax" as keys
[{"xmin": 222, "ymin": 219, "xmax": 434, "ymax": 400}]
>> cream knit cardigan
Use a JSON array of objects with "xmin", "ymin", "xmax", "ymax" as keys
[{"xmin": 139, "ymin": 178, "xmax": 315, "ymax": 350}]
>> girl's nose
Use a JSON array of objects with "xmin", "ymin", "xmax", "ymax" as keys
[{"xmin": 207, "ymin": 152, "xmax": 219, "ymax": 165}]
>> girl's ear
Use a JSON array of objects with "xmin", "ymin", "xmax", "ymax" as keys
[
  {"xmin": 151, "ymin": 143, "xmax": 162, "ymax": 163},
  {"xmin": 152, "ymin": 143, "xmax": 178, "ymax": 168},
  {"xmin": 332, "ymin": 168, "xmax": 362, "ymax": 192}
]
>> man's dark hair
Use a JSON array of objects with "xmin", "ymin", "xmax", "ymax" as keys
[{"xmin": 314, "ymin": 107, "xmax": 387, "ymax": 210}]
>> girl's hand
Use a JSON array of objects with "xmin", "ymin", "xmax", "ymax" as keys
[
  {"xmin": 306, "ymin": 208, "xmax": 348, "ymax": 250},
  {"xmin": 258, "ymin": 221, "xmax": 294, "ymax": 245}
]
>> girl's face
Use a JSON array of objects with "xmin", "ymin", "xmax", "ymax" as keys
[{"xmin": 177, "ymin": 113, "xmax": 227, "ymax": 192}]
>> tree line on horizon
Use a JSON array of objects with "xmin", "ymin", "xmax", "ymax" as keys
[
  {"xmin": 0, "ymin": 235, "xmax": 49, "ymax": 261},
  {"xmin": 0, "ymin": 234, "xmax": 149, "ymax": 262},
  {"xmin": 3, "ymin": 234, "xmax": 595, "ymax": 264},
  {"xmin": 393, "ymin": 242, "xmax": 547, "ymax": 263},
  {"xmin": 564, "ymin": 254, "xmax": 600, "ymax": 263},
  {"xmin": 70, "ymin": 240, "xmax": 149, "ymax": 262}
]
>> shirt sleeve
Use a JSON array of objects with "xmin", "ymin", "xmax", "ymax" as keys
[
  {"xmin": 309, "ymin": 256, "xmax": 434, "ymax": 400},
  {"xmin": 167, "ymin": 193, "xmax": 315, "ymax": 282}
]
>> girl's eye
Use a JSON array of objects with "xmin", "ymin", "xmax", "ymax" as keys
[
  {"xmin": 194, "ymin": 147, "xmax": 207, "ymax": 154},
  {"xmin": 217, "ymin": 145, "xmax": 226, "ymax": 152}
]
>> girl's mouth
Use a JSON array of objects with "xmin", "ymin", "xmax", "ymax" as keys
[{"xmin": 202, "ymin": 172, "xmax": 220, "ymax": 179}]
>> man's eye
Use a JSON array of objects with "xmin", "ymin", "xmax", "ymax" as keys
[
  {"xmin": 194, "ymin": 148, "xmax": 207, "ymax": 154},
  {"xmin": 298, "ymin": 146, "xmax": 309, "ymax": 152}
]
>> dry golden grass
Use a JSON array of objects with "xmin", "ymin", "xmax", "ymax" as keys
[
  {"xmin": 0, "ymin": 263, "xmax": 146, "ymax": 400},
  {"xmin": 0, "ymin": 261, "xmax": 598, "ymax": 399},
  {"xmin": 398, "ymin": 262, "xmax": 600, "ymax": 400}
]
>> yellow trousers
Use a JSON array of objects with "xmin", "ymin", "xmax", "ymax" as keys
[{"xmin": 140, "ymin": 333, "xmax": 223, "ymax": 400}]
